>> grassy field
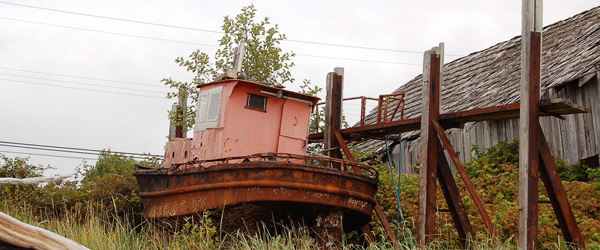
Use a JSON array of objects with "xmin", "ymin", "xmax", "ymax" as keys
[
  {"xmin": 1, "ymin": 141, "xmax": 599, "ymax": 249},
  {"xmin": 2, "ymin": 202, "xmax": 517, "ymax": 250}
]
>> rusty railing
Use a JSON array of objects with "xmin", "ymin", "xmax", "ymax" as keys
[
  {"xmin": 314, "ymin": 93, "xmax": 406, "ymax": 133},
  {"xmin": 171, "ymin": 152, "xmax": 378, "ymax": 178}
]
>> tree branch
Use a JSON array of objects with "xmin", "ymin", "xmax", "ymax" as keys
[{"xmin": 0, "ymin": 175, "xmax": 72, "ymax": 185}]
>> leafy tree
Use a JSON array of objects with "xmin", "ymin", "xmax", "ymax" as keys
[
  {"xmin": 0, "ymin": 154, "xmax": 52, "ymax": 202},
  {"xmin": 0, "ymin": 154, "xmax": 50, "ymax": 178},
  {"xmin": 163, "ymin": 5, "xmax": 300, "ymax": 132}
]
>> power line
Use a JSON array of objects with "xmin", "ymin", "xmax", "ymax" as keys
[
  {"xmin": 0, "ymin": 16, "xmax": 219, "ymax": 48},
  {"xmin": 0, "ymin": 73, "xmax": 166, "ymax": 94},
  {"xmin": 0, "ymin": 141, "xmax": 162, "ymax": 158},
  {"xmin": 292, "ymin": 40, "xmax": 462, "ymax": 56},
  {"xmin": 0, "ymin": 145, "xmax": 156, "ymax": 160},
  {"xmin": 0, "ymin": 1, "xmax": 223, "ymax": 34},
  {"xmin": 296, "ymin": 54, "xmax": 422, "ymax": 66},
  {"xmin": 0, "ymin": 66, "xmax": 169, "ymax": 89},
  {"xmin": 0, "ymin": 78, "xmax": 165, "ymax": 99},
  {"xmin": 0, "ymin": 16, "xmax": 433, "ymax": 66},
  {"xmin": 0, "ymin": 1, "xmax": 464, "ymax": 56},
  {"xmin": 0, "ymin": 150, "xmax": 98, "ymax": 161}
]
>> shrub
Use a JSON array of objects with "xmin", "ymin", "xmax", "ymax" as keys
[{"xmin": 369, "ymin": 139, "xmax": 600, "ymax": 248}]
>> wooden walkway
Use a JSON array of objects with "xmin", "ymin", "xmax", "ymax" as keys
[{"xmin": 309, "ymin": 98, "xmax": 588, "ymax": 142}]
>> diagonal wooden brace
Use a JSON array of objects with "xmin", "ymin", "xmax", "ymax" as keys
[
  {"xmin": 432, "ymin": 120, "xmax": 496, "ymax": 237},
  {"xmin": 538, "ymin": 124, "xmax": 585, "ymax": 249},
  {"xmin": 334, "ymin": 131, "xmax": 397, "ymax": 242},
  {"xmin": 436, "ymin": 140, "xmax": 474, "ymax": 247}
]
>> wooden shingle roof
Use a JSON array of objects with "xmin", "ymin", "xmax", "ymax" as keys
[{"xmin": 358, "ymin": 6, "xmax": 600, "ymax": 151}]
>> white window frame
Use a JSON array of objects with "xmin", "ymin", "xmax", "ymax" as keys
[{"xmin": 195, "ymin": 86, "xmax": 223, "ymax": 132}]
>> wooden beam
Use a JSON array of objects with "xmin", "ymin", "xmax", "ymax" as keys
[
  {"xmin": 417, "ymin": 44, "xmax": 443, "ymax": 245},
  {"xmin": 324, "ymin": 68, "xmax": 344, "ymax": 168},
  {"xmin": 519, "ymin": 0, "xmax": 543, "ymax": 248},
  {"xmin": 308, "ymin": 98, "xmax": 587, "ymax": 142},
  {"xmin": 432, "ymin": 120, "xmax": 496, "ymax": 237},
  {"xmin": 334, "ymin": 132, "xmax": 397, "ymax": 242},
  {"xmin": 0, "ymin": 212, "xmax": 89, "ymax": 250},
  {"xmin": 436, "ymin": 143, "xmax": 474, "ymax": 247},
  {"xmin": 538, "ymin": 126, "xmax": 585, "ymax": 248}
]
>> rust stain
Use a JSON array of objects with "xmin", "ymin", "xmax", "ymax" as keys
[{"xmin": 134, "ymin": 153, "xmax": 378, "ymax": 230}]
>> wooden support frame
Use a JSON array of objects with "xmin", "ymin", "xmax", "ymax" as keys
[
  {"xmin": 432, "ymin": 120, "xmax": 496, "ymax": 237},
  {"xmin": 538, "ymin": 125, "xmax": 585, "ymax": 248},
  {"xmin": 417, "ymin": 45, "xmax": 443, "ymax": 245},
  {"xmin": 324, "ymin": 67, "xmax": 396, "ymax": 243},
  {"xmin": 436, "ymin": 142, "xmax": 474, "ymax": 247},
  {"xmin": 324, "ymin": 68, "xmax": 344, "ymax": 169},
  {"xmin": 518, "ymin": 1, "xmax": 583, "ymax": 248},
  {"xmin": 335, "ymin": 132, "xmax": 397, "ymax": 243},
  {"xmin": 417, "ymin": 43, "xmax": 480, "ymax": 247},
  {"xmin": 519, "ymin": 1, "xmax": 543, "ymax": 248}
]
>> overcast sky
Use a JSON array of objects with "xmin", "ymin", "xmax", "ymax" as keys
[{"xmin": 1, "ymin": 0, "xmax": 598, "ymax": 176}]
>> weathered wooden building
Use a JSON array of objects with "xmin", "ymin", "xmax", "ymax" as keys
[{"xmin": 360, "ymin": 6, "xmax": 600, "ymax": 174}]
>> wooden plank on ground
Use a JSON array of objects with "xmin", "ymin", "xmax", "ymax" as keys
[{"xmin": 0, "ymin": 212, "xmax": 89, "ymax": 250}]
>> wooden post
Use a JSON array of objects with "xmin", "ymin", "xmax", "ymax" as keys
[
  {"xmin": 176, "ymin": 89, "xmax": 187, "ymax": 138},
  {"xmin": 324, "ymin": 68, "xmax": 344, "ymax": 165},
  {"xmin": 169, "ymin": 104, "xmax": 177, "ymax": 140},
  {"xmin": 360, "ymin": 96, "xmax": 366, "ymax": 126},
  {"xmin": 319, "ymin": 67, "xmax": 345, "ymax": 246},
  {"xmin": 417, "ymin": 43, "xmax": 444, "ymax": 245},
  {"xmin": 377, "ymin": 95, "xmax": 383, "ymax": 123},
  {"xmin": 519, "ymin": 0, "xmax": 542, "ymax": 249}
]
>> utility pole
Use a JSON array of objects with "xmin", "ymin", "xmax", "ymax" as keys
[{"xmin": 518, "ymin": 0, "xmax": 543, "ymax": 248}]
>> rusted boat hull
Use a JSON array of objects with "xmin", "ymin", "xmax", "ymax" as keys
[{"xmin": 134, "ymin": 160, "xmax": 378, "ymax": 228}]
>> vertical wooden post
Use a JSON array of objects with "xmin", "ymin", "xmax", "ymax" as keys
[
  {"xmin": 377, "ymin": 95, "xmax": 383, "ymax": 123},
  {"xmin": 519, "ymin": 0, "xmax": 542, "ymax": 249},
  {"xmin": 169, "ymin": 104, "xmax": 178, "ymax": 140},
  {"xmin": 417, "ymin": 43, "xmax": 444, "ymax": 245},
  {"xmin": 319, "ymin": 67, "xmax": 345, "ymax": 246},
  {"xmin": 360, "ymin": 96, "xmax": 366, "ymax": 126},
  {"xmin": 324, "ymin": 68, "xmax": 344, "ymax": 165},
  {"xmin": 175, "ymin": 89, "xmax": 187, "ymax": 139}
]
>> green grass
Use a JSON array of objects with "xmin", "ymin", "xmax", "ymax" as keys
[
  {"xmin": 2, "ymin": 145, "xmax": 599, "ymax": 249},
  {"xmin": 1, "ymin": 201, "xmax": 518, "ymax": 250}
]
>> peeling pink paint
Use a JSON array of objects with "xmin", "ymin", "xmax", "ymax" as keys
[
  {"xmin": 163, "ymin": 138, "xmax": 192, "ymax": 167},
  {"xmin": 163, "ymin": 80, "xmax": 319, "ymax": 168}
]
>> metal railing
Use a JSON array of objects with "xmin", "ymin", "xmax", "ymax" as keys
[
  {"xmin": 169, "ymin": 152, "xmax": 378, "ymax": 178},
  {"xmin": 314, "ymin": 93, "xmax": 406, "ymax": 133}
]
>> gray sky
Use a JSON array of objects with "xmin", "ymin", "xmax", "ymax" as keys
[{"xmin": 1, "ymin": 0, "xmax": 598, "ymax": 176}]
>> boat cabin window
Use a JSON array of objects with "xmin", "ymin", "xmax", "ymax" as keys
[
  {"xmin": 195, "ymin": 86, "xmax": 222, "ymax": 132},
  {"xmin": 245, "ymin": 93, "xmax": 267, "ymax": 112}
]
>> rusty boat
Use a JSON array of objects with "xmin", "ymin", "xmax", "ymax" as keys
[{"xmin": 133, "ymin": 78, "xmax": 379, "ymax": 231}]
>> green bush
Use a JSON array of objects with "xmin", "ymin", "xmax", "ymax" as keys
[
  {"xmin": 0, "ymin": 151, "xmax": 159, "ymax": 219},
  {"xmin": 0, "ymin": 155, "xmax": 53, "ymax": 205},
  {"xmin": 370, "ymin": 140, "xmax": 600, "ymax": 248}
]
